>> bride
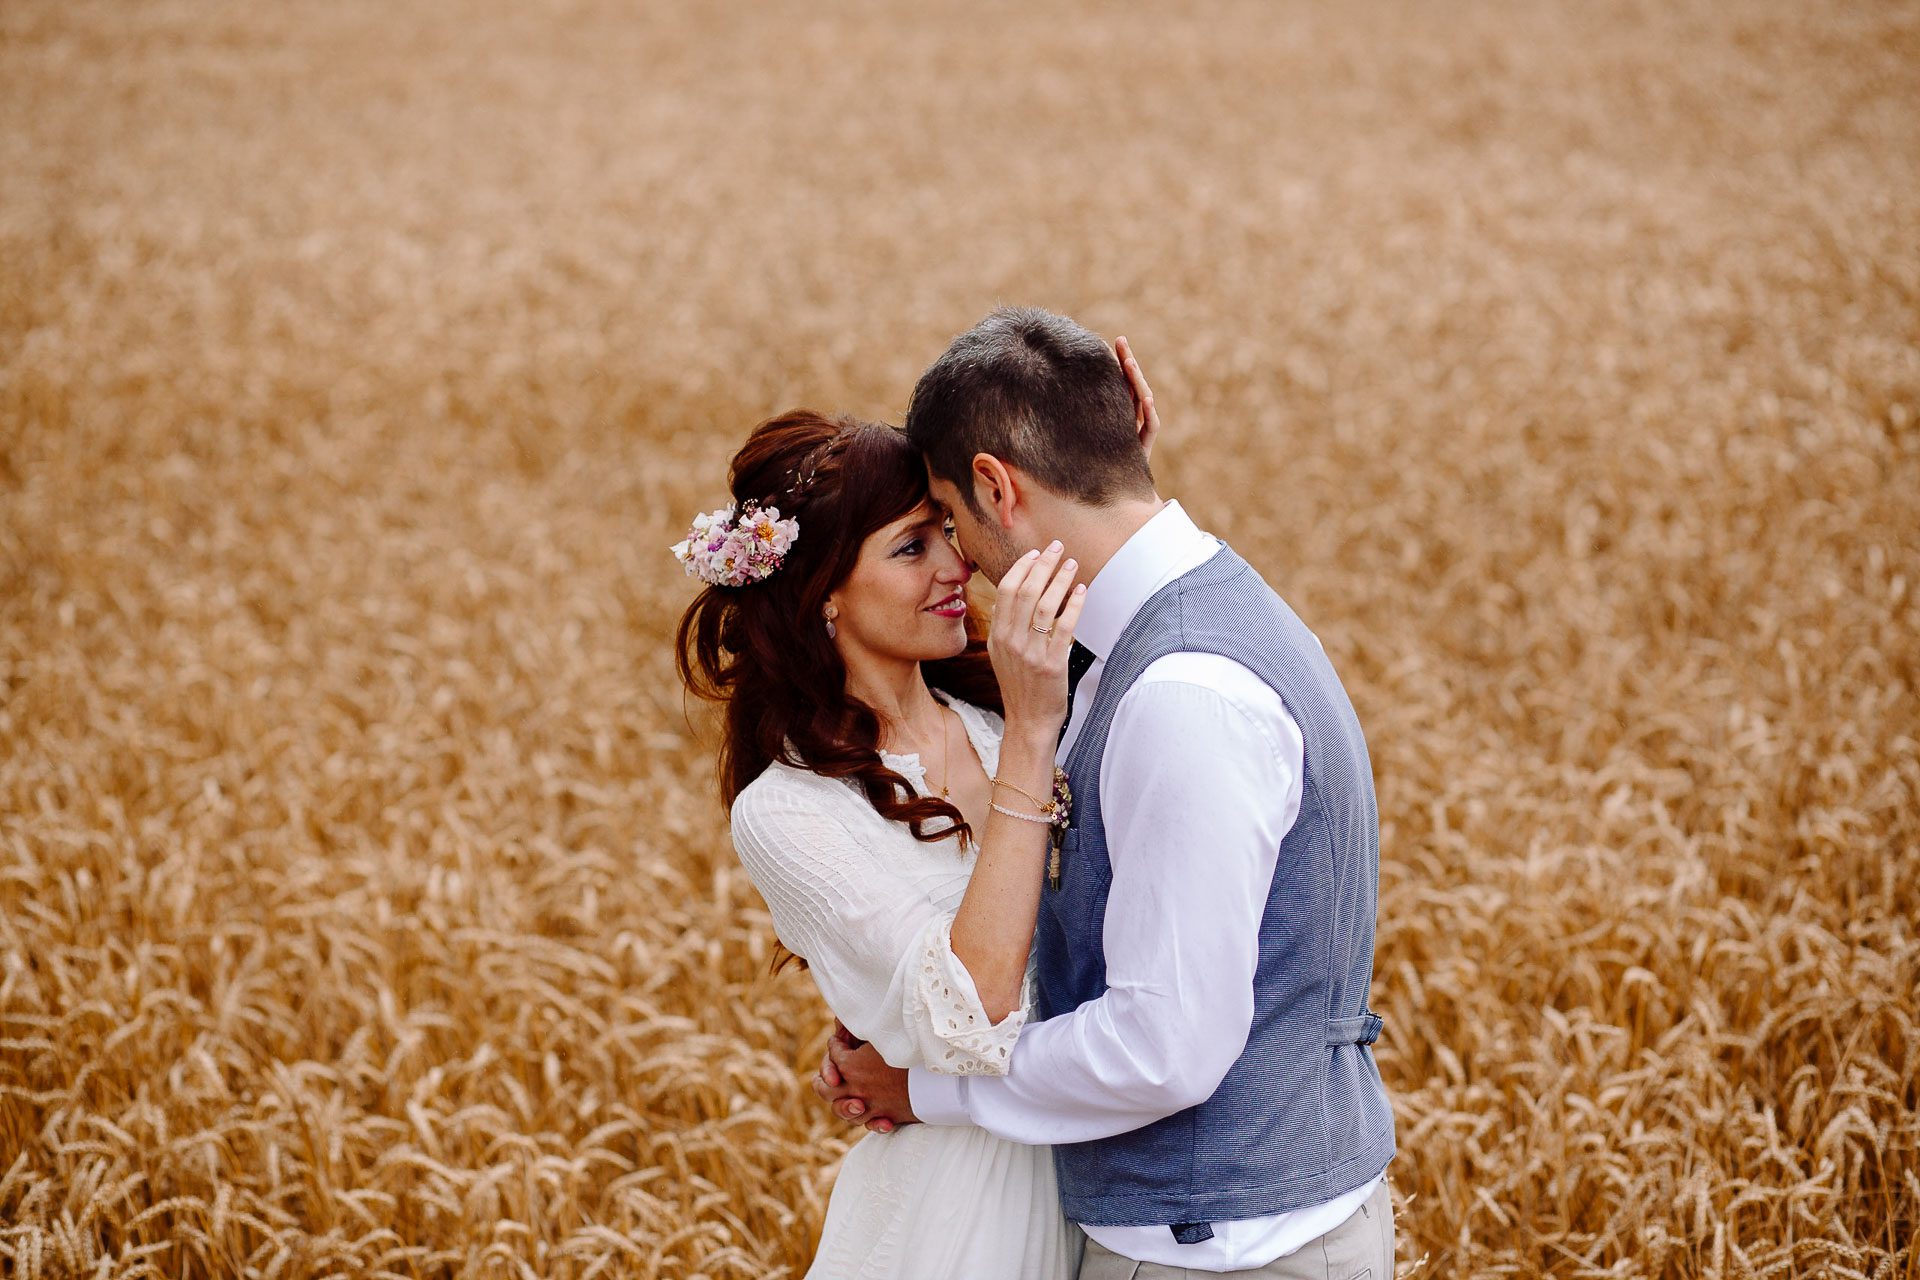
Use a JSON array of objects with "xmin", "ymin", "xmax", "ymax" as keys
[{"xmin": 674, "ymin": 408, "xmax": 1087, "ymax": 1278}]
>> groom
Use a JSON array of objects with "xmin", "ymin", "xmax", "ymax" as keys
[{"xmin": 817, "ymin": 307, "xmax": 1397, "ymax": 1278}]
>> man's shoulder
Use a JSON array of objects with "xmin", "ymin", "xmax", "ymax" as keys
[
  {"xmin": 1133, "ymin": 650, "xmax": 1274, "ymax": 698},
  {"xmin": 1121, "ymin": 652, "xmax": 1299, "ymax": 747},
  {"xmin": 1160, "ymin": 543, "xmax": 1328, "ymax": 661}
]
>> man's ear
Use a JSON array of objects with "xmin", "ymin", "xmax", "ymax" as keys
[{"xmin": 970, "ymin": 454, "xmax": 1019, "ymax": 530}]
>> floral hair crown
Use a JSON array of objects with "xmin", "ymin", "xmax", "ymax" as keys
[
  {"xmin": 669, "ymin": 434, "xmax": 845, "ymax": 588},
  {"xmin": 670, "ymin": 500, "xmax": 800, "ymax": 588}
]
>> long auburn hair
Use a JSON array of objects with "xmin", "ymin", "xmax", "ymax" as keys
[{"xmin": 676, "ymin": 411, "xmax": 1002, "ymax": 964}]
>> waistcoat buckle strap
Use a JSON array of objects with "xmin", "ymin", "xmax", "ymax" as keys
[{"xmin": 1326, "ymin": 1012, "xmax": 1384, "ymax": 1046}]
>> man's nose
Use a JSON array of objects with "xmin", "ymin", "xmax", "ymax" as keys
[{"xmin": 948, "ymin": 530, "xmax": 977, "ymax": 576}]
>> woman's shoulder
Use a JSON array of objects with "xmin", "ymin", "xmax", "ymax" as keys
[
  {"xmin": 730, "ymin": 762, "xmax": 896, "ymax": 891},
  {"xmin": 729, "ymin": 758, "xmax": 871, "ymax": 838},
  {"xmin": 733, "ymin": 757, "xmax": 837, "ymax": 808}
]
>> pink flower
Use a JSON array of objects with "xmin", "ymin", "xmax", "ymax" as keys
[{"xmin": 670, "ymin": 500, "xmax": 800, "ymax": 587}]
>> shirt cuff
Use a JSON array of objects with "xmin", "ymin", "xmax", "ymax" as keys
[{"xmin": 906, "ymin": 1066, "xmax": 971, "ymax": 1126}]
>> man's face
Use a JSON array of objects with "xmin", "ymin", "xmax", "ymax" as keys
[{"xmin": 926, "ymin": 467, "xmax": 1021, "ymax": 585}]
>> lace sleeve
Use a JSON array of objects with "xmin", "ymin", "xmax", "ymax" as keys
[
  {"xmin": 903, "ymin": 913, "xmax": 1028, "ymax": 1076},
  {"xmin": 732, "ymin": 770, "xmax": 1020, "ymax": 1071}
]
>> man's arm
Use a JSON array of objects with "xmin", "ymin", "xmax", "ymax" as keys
[{"xmin": 829, "ymin": 658, "xmax": 1302, "ymax": 1142}]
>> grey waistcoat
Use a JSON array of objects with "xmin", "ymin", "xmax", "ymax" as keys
[{"xmin": 1033, "ymin": 543, "xmax": 1395, "ymax": 1228}]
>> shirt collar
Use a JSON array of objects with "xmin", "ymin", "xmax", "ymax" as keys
[{"xmin": 1075, "ymin": 500, "xmax": 1207, "ymax": 659}]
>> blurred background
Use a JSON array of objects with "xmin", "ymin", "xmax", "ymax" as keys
[{"xmin": 2, "ymin": 0, "xmax": 1916, "ymax": 1275}]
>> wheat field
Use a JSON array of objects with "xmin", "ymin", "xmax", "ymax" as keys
[{"xmin": 2, "ymin": 0, "xmax": 1917, "ymax": 1276}]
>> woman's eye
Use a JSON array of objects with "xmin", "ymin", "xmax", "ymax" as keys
[{"xmin": 898, "ymin": 540, "xmax": 923, "ymax": 556}]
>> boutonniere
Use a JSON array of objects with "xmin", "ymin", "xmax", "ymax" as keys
[
  {"xmin": 1046, "ymin": 768, "xmax": 1073, "ymax": 891},
  {"xmin": 990, "ymin": 767, "xmax": 1075, "ymax": 889}
]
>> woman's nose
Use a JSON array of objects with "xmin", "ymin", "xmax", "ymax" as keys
[{"xmin": 937, "ymin": 542, "xmax": 972, "ymax": 583}]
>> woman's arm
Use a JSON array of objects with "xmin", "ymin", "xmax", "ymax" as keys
[
  {"xmin": 732, "ymin": 769, "xmax": 1049, "ymax": 1077},
  {"xmin": 732, "ymin": 547, "xmax": 1082, "ymax": 1077},
  {"xmin": 732, "ymin": 780, "xmax": 959, "ymax": 1068},
  {"xmin": 945, "ymin": 542, "xmax": 1084, "ymax": 1022}
]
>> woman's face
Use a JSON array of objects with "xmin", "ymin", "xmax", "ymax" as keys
[{"xmin": 827, "ymin": 499, "xmax": 973, "ymax": 668}]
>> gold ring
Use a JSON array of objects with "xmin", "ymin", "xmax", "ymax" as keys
[{"xmin": 1031, "ymin": 624, "xmax": 1054, "ymax": 635}]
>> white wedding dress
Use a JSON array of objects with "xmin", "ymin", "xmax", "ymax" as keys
[{"xmin": 730, "ymin": 690, "xmax": 1083, "ymax": 1280}]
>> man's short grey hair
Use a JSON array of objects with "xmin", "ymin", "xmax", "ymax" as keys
[{"xmin": 904, "ymin": 307, "xmax": 1154, "ymax": 508}]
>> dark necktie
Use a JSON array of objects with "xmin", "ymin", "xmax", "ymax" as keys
[{"xmin": 1059, "ymin": 641, "xmax": 1097, "ymax": 746}]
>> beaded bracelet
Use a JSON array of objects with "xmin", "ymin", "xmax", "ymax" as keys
[
  {"xmin": 990, "ymin": 776, "xmax": 1053, "ymax": 813},
  {"xmin": 990, "ymin": 801, "xmax": 1055, "ymax": 824}
]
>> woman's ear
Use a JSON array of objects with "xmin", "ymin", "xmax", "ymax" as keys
[{"xmin": 970, "ymin": 453, "xmax": 1018, "ymax": 529}]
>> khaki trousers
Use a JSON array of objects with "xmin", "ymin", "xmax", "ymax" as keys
[{"xmin": 1078, "ymin": 1178, "xmax": 1395, "ymax": 1280}]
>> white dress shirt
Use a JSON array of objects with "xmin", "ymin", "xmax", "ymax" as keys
[{"xmin": 907, "ymin": 501, "xmax": 1382, "ymax": 1272}]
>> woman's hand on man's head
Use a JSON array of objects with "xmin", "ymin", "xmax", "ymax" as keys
[{"xmin": 1114, "ymin": 335, "xmax": 1160, "ymax": 459}]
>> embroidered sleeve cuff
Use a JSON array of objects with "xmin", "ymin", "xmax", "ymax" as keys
[
  {"xmin": 906, "ymin": 1066, "xmax": 971, "ymax": 1126},
  {"xmin": 904, "ymin": 913, "xmax": 1026, "ymax": 1076}
]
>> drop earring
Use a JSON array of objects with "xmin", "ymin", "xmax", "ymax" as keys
[{"xmin": 823, "ymin": 604, "xmax": 839, "ymax": 639}]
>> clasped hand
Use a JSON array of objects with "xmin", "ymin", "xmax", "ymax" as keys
[{"xmin": 814, "ymin": 1020, "xmax": 915, "ymax": 1133}]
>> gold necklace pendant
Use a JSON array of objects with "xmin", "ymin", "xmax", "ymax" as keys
[{"xmin": 937, "ymin": 704, "xmax": 952, "ymax": 799}]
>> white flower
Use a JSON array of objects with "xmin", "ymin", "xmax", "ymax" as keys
[{"xmin": 671, "ymin": 500, "xmax": 800, "ymax": 587}]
